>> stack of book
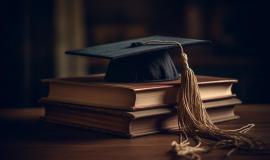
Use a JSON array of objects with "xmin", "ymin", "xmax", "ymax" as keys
[{"xmin": 40, "ymin": 74, "xmax": 241, "ymax": 138}]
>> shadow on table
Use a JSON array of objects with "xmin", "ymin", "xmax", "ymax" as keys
[{"xmin": 0, "ymin": 119, "xmax": 119, "ymax": 144}]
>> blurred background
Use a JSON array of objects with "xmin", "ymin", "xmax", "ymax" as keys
[{"xmin": 1, "ymin": 0, "xmax": 269, "ymax": 108}]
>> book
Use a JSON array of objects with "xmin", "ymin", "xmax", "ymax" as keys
[
  {"xmin": 42, "ymin": 74, "xmax": 237, "ymax": 110},
  {"xmin": 42, "ymin": 97, "xmax": 241, "ymax": 138}
]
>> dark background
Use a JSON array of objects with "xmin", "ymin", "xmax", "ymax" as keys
[{"xmin": 1, "ymin": 0, "xmax": 269, "ymax": 108}]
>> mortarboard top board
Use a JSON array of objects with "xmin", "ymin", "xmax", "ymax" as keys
[{"xmin": 66, "ymin": 35, "xmax": 211, "ymax": 83}]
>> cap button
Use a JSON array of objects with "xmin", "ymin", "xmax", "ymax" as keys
[{"xmin": 129, "ymin": 42, "xmax": 144, "ymax": 48}]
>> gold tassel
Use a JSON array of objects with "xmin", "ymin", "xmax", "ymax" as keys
[{"xmin": 143, "ymin": 40, "xmax": 263, "ymax": 160}]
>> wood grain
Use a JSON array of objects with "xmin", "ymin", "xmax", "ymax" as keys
[{"xmin": 0, "ymin": 104, "xmax": 270, "ymax": 160}]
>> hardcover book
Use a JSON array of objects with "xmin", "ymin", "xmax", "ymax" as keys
[
  {"xmin": 42, "ymin": 74, "xmax": 237, "ymax": 110},
  {"xmin": 42, "ymin": 97, "xmax": 241, "ymax": 137}
]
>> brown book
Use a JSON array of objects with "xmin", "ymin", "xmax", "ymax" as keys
[
  {"xmin": 42, "ymin": 74, "xmax": 237, "ymax": 110},
  {"xmin": 42, "ymin": 98, "xmax": 241, "ymax": 138}
]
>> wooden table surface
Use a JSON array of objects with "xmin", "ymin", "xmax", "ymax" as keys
[{"xmin": 0, "ymin": 104, "xmax": 270, "ymax": 160}]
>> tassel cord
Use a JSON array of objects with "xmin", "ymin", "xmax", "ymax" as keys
[{"xmin": 142, "ymin": 40, "xmax": 263, "ymax": 160}]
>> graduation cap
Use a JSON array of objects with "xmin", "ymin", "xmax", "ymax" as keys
[
  {"xmin": 66, "ymin": 35, "xmax": 210, "ymax": 83},
  {"xmin": 65, "ymin": 36, "xmax": 261, "ymax": 159}
]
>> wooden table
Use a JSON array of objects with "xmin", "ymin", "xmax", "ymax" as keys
[{"xmin": 0, "ymin": 104, "xmax": 270, "ymax": 160}]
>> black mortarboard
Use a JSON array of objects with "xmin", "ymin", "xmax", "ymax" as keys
[{"xmin": 66, "ymin": 35, "xmax": 210, "ymax": 83}]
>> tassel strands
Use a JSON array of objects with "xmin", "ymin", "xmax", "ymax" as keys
[{"xmin": 143, "ymin": 40, "xmax": 263, "ymax": 160}]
